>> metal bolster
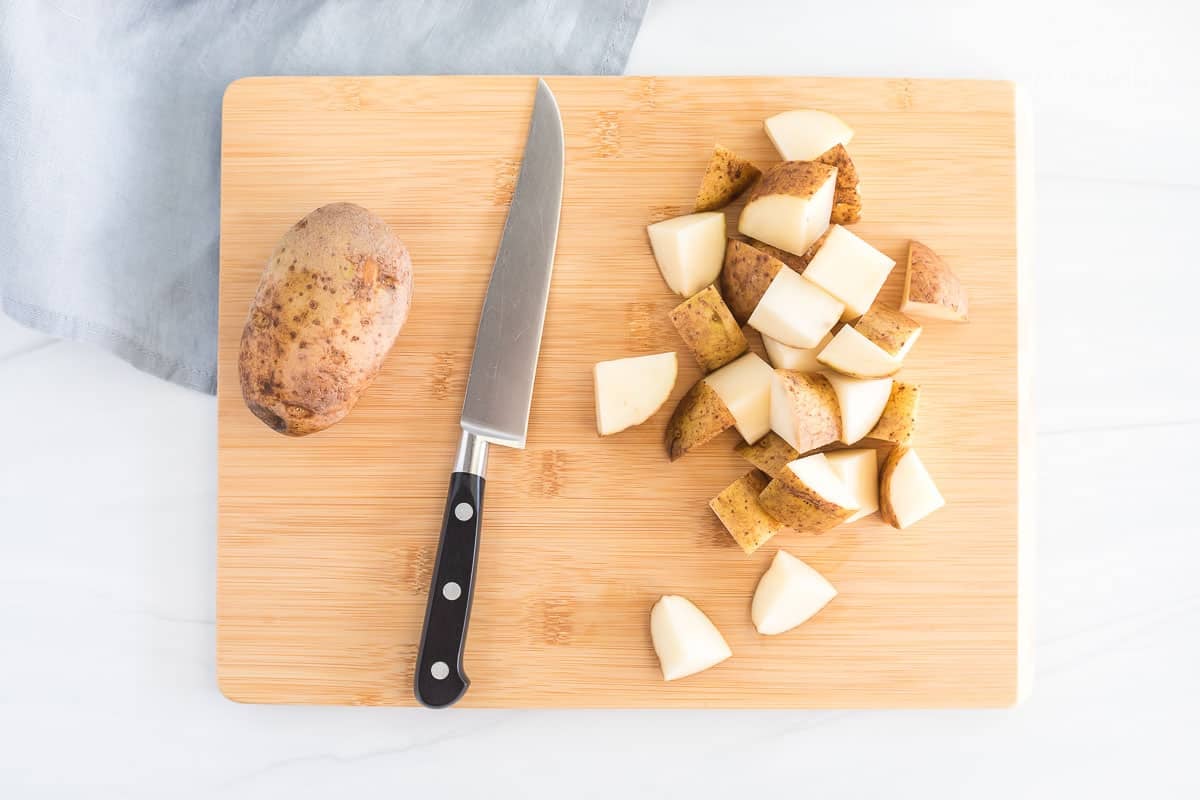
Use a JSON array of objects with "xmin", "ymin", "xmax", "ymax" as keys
[{"xmin": 453, "ymin": 430, "xmax": 489, "ymax": 477}]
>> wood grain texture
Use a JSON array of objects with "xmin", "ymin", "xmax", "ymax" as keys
[{"xmin": 217, "ymin": 76, "xmax": 1025, "ymax": 708}]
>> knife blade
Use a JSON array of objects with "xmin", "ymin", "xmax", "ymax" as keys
[{"xmin": 415, "ymin": 79, "xmax": 564, "ymax": 709}]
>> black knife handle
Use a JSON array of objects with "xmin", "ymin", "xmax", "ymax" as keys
[{"xmin": 415, "ymin": 470, "xmax": 485, "ymax": 708}]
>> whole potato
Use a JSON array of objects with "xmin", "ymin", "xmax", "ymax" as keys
[{"xmin": 239, "ymin": 203, "xmax": 413, "ymax": 436}]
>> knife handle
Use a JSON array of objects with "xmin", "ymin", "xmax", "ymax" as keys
[{"xmin": 415, "ymin": 433, "xmax": 488, "ymax": 708}]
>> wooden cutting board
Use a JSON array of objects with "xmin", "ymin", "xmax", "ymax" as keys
[{"xmin": 217, "ymin": 76, "xmax": 1032, "ymax": 708}]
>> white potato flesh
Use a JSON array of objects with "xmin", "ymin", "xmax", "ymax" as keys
[
  {"xmin": 748, "ymin": 270, "xmax": 844, "ymax": 349},
  {"xmin": 737, "ymin": 175, "xmax": 836, "ymax": 256},
  {"xmin": 761, "ymin": 332, "xmax": 831, "ymax": 372},
  {"xmin": 704, "ymin": 352, "xmax": 774, "ymax": 444},
  {"xmin": 883, "ymin": 449, "xmax": 946, "ymax": 529},
  {"xmin": 785, "ymin": 453, "xmax": 860, "ymax": 510},
  {"xmin": 650, "ymin": 595, "xmax": 732, "ymax": 681},
  {"xmin": 825, "ymin": 449, "xmax": 879, "ymax": 523},
  {"xmin": 647, "ymin": 212, "xmax": 727, "ymax": 297},
  {"xmin": 822, "ymin": 372, "xmax": 893, "ymax": 445},
  {"xmin": 764, "ymin": 110, "xmax": 854, "ymax": 161},
  {"xmin": 593, "ymin": 352, "xmax": 678, "ymax": 436},
  {"xmin": 816, "ymin": 325, "xmax": 901, "ymax": 378},
  {"xmin": 802, "ymin": 225, "xmax": 896, "ymax": 319},
  {"xmin": 752, "ymin": 549, "xmax": 838, "ymax": 635}
]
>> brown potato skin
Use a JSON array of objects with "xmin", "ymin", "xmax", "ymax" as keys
[
  {"xmin": 749, "ymin": 227, "xmax": 831, "ymax": 273},
  {"xmin": 744, "ymin": 161, "xmax": 837, "ymax": 203},
  {"xmin": 877, "ymin": 446, "xmax": 910, "ymax": 528},
  {"xmin": 709, "ymin": 470, "xmax": 780, "ymax": 554},
  {"xmin": 903, "ymin": 241, "xmax": 969, "ymax": 320},
  {"xmin": 868, "ymin": 381, "xmax": 919, "ymax": 445},
  {"xmin": 695, "ymin": 145, "xmax": 762, "ymax": 212},
  {"xmin": 735, "ymin": 431, "xmax": 800, "ymax": 478},
  {"xmin": 815, "ymin": 144, "xmax": 859, "ymax": 190},
  {"xmin": 854, "ymin": 303, "xmax": 922, "ymax": 357},
  {"xmin": 776, "ymin": 370, "xmax": 841, "ymax": 452},
  {"xmin": 758, "ymin": 465, "xmax": 855, "ymax": 532},
  {"xmin": 719, "ymin": 240, "xmax": 785, "ymax": 325},
  {"xmin": 669, "ymin": 285, "xmax": 749, "ymax": 371},
  {"xmin": 816, "ymin": 145, "xmax": 862, "ymax": 224},
  {"xmin": 239, "ymin": 203, "xmax": 413, "ymax": 436},
  {"xmin": 664, "ymin": 379, "xmax": 735, "ymax": 461},
  {"xmin": 831, "ymin": 196, "xmax": 862, "ymax": 225},
  {"xmin": 746, "ymin": 239, "xmax": 806, "ymax": 273}
]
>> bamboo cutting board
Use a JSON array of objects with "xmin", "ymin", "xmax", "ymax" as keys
[{"xmin": 218, "ymin": 76, "xmax": 1031, "ymax": 708}]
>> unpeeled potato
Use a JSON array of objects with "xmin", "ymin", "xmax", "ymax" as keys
[{"xmin": 239, "ymin": 203, "xmax": 413, "ymax": 436}]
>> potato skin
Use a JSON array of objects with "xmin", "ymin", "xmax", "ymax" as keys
[
  {"xmin": 758, "ymin": 465, "xmax": 855, "ymax": 532},
  {"xmin": 669, "ymin": 285, "xmax": 748, "ymax": 371},
  {"xmin": 904, "ymin": 240, "xmax": 969, "ymax": 320},
  {"xmin": 719, "ymin": 240, "xmax": 785, "ymax": 325},
  {"xmin": 776, "ymin": 370, "xmax": 841, "ymax": 453},
  {"xmin": 749, "ymin": 230, "xmax": 830, "ymax": 273},
  {"xmin": 239, "ymin": 203, "xmax": 413, "ymax": 436},
  {"xmin": 816, "ymin": 145, "xmax": 862, "ymax": 224},
  {"xmin": 745, "ymin": 239, "xmax": 801, "ymax": 272},
  {"xmin": 735, "ymin": 431, "xmax": 800, "ymax": 478},
  {"xmin": 867, "ymin": 381, "xmax": 919, "ymax": 445},
  {"xmin": 877, "ymin": 446, "xmax": 909, "ymax": 528},
  {"xmin": 744, "ymin": 161, "xmax": 837, "ymax": 203},
  {"xmin": 815, "ymin": 144, "xmax": 859, "ymax": 190},
  {"xmin": 709, "ymin": 470, "xmax": 780, "ymax": 554},
  {"xmin": 831, "ymin": 196, "xmax": 862, "ymax": 225},
  {"xmin": 695, "ymin": 145, "xmax": 762, "ymax": 212},
  {"xmin": 664, "ymin": 379, "xmax": 735, "ymax": 461},
  {"xmin": 854, "ymin": 303, "xmax": 922, "ymax": 357}
]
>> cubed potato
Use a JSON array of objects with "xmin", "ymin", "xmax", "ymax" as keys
[
  {"xmin": 735, "ymin": 431, "xmax": 800, "ymax": 478},
  {"xmin": 738, "ymin": 162, "xmax": 837, "ymax": 257},
  {"xmin": 709, "ymin": 470, "xmax": 782, "ymax": 554},
  {"xmin": 695, "ymin": 145, "xmax": 762, "ymax": 212},
  {"xmin": 669, "ymin": 286, "xmax": 748, "ymax": 371},
  {"xmin": 758, "ymin": 453, "xmax": 860, "ymax": 531}
]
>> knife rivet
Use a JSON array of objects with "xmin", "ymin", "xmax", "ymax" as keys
[
  {"xmin": 454, "ymin": 502, "xmax": 474, "ymax": 522},
  {"xmin": 431, "ymin": 661, "xmax": 450, "ymax": 680},
  {"xmin": 442, "ymin": 582, "xmax": 462, "ymax": 601}
]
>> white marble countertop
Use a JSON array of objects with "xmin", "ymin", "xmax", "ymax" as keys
[{"xmin": 2, "ymin": 0, "xmax": 1198, "ymax": 796}]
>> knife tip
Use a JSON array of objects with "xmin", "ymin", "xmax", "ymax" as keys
[{"xmin": 536, "ymin": 77, "xmax": 558, "ymax": 104}]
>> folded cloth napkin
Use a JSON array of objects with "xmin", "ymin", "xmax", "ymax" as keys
[{"xmin": 0, "ymin": 0, "xmax": 647, "ymax": 393}]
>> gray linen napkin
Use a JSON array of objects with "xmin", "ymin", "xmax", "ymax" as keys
[{"xmin": 0, "ymin": 0, "xmax": 648, "ymax": 393}]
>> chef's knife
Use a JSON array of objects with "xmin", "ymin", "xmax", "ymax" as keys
[{"xmin": 415, "ymin": 79, "xmax": 564, "ymax": 708}]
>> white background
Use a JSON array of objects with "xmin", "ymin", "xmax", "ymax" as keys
[{"xmin": 3, "ymin": 0, "xmax": 1199, "ymax": 796}]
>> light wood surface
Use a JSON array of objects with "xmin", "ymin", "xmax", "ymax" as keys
[{"xmin": 217, "ymin": 76, "xmax": 1025, "ymax": 707}]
